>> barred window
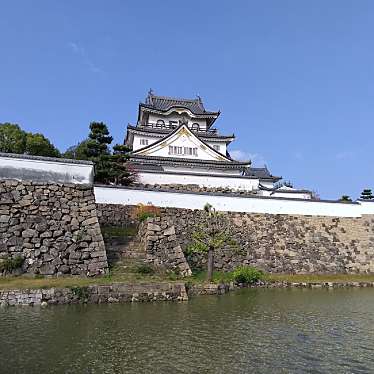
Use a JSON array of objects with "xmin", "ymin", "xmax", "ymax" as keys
[
  {"xmin": 169, "ymin": 146, "xmax": 197, "ymax": 156},
  {"xmin": 156, "ymin": 120, "xmax": 165, "ymax": 128},
  {"xmin": 213, "ymin": 145, "xmax": 220, "ymax": 151},
  {"xmin": 191, "ymin": 123, "xmax": 200, "ymax": 131},
  {"xmin": 140, "ymin": 139, "xmax": 148, "ymax": 146}
]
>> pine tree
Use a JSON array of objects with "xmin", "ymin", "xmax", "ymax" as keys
[
  {"xmin": 340, "ymin": 195, "xmax": 352, "ymax": 202},
  {"xmin": 360, "ymin": 189, "xmax": 374, "ymax": 200},
  {"xmin": 85, "ymin": 122, "xmax": 113, "ymax": 158},
  {"xmin": 84, "ymin": 122, "xmax": 113, "ymax": 183},
  {"xmin": 108, "ymin": 144, "xmax": 135, "ymax": 185}
]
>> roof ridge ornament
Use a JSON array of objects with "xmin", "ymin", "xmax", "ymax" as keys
[
  {"xmin": 179, "ymin": 115, "xmax": 189, "ymax": 126},
  {"xmin": 146, "ymin": 88, "xmax": 154, "ymax": 104}
]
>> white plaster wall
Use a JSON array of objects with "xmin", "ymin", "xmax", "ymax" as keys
[
  {"xmin": 132, "ymin": 134, "xmax": 161, "ymax": 151},
  {"xmin": 134, "ymin": 126, "xmax": 231, "ymax": 162},
  {"xmin": 0, "ymin": 155, "xmax": 93, "ymax": 184},
  {"xmin": 358, "ymin": 201, "xmax": 374, "ymax": 215},
  {"xmin": 137, "ymin": 171, "xmax": 259, "ymax": 191},
  {"xmin": 205, "ymin": 141, "xmax": 227, "ymax": 155},
  {"xmin": 94, "ymin": 186, "xmax": 363, "ymax": 218},
  {"xmin": 162, "ymin": 166, "xmax": 242, "ymax": 176},
  {"xmin": 260, "ymin": 191, "xmax": 312, "ymax": 200}
]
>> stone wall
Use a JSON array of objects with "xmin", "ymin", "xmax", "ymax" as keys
[
  {"xmin": 97, "ymin": 203, "xmax": 138, "ymax": 227},
  {"xmin": 138, "ymin": 217, "xmax": 192, "ymax": 276},
  {"xmin": 0, "ymin": 180, "xmax": 108, "ymax": 276},
  {"xmin": 134, "ymin": 183, "xmax": 257, "ymax": 196},
  {"xmin": 97, "ymin": 204, "xmax": 374, "ymax": 274},
  {"xmin": 0, "ymin": 282, "xmax": 188, "ymax": 306}
]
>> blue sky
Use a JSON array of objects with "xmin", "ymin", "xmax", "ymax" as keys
[{"xmin": 1, "ymin": 1, "xmax": 373, "ymax": 199}]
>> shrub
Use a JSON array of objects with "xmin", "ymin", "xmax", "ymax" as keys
[
  {"xmin": 71, "ymin": 286, "xmax": 89, "ymax": 301},
  {"xmin": 135, "ymin": 264, "xmax": 155, "ymax": 275},
  {"xmin": 231, "ymin": 266, "xmax": 264, "ymax": 284},
  {"xmin": 136, "ymin": 204, "xmax": 160, "ymax": 222},
  {"xmin": 0, "ymin": 256, "xmax": 24, "ymax": 272}
]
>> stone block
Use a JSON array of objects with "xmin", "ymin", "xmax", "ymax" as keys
[
  {"xmin": 147, "ymin": 223, "xmax": 161, "ymax": 232},
  {"xmin": 22, "ymin": 229, "xmax": 36, "ymax": 238},
  {"xmin": 163, "ymin": 226, "xmax": 175, "ymax": 236},
  {"xmin": 39, "ymin": 264, "xmax": 56, "ymax": 275},
  {"xmin": 0, "ymin": 215, "xmax": 9, "ymax": 223},
  {"xmin": 82, "ymin": 217, "xmax": 98, "ymax": 226}
]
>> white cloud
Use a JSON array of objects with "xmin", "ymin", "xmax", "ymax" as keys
[
  {"xmin": 335, "ymin": 151, "xmax": 355, "ymax": 160},
  {"xmin": 68, "ymin": 42, "xmax": 84, "ymax": 55},
  {"xmin": 67, "ymin": 41, "xmax": 102, "ymax": 73},
  {"xmin": 230, "ymin": 149, "xmax": 266, "ymax": 166}
]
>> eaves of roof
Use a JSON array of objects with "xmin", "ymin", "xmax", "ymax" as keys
[
  {"xmin": 126, "ymin": 125, "xmax": 235, "ymax": 141},
  {"xmin": 130, "ymin": 154, "xmax": 250, "ymax": 169}
]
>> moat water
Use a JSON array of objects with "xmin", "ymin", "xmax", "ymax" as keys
[{"xmin": 1, "ymin": 288, "xmax": 374, "ymax": 374}]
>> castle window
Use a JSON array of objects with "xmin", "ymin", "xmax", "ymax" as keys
[
  {"xmin": 191, "ymin": 123, "xmax": 200, "ymax": 131},
  {"xmin": 169, "ymin": 145, "xmax": 198, "ymax": 156},
  {"xmin": 213, "ymin": 145, "xmax": 220, "ymax": 151},
  {"xmin": 169, "ymin": 146, "xmax": 183, "ymax": 155},
  {"xmin": 156, "ymin": 120, "xmax": 165, "ymax": 128},
  {"xmin": 140, "ymin": 139, "xmax": 148, "ymax": 146},
  {"xmin": 184, "ymin": 147, "xmax": 198, "ymax": 156}
]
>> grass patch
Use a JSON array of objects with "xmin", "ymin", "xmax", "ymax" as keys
[
  {"xmin": 135, "ymin": 264, "xmax": 155, "ymax": 275},
  {"xmin": 1, "ymin": 271, "xmax": 374, "ymax": 291},
  {"xmin": 266, "ymin": 273, "xmax": 374, "ymax": 283},
  {"xmin": 186, "ymin": 270, "xmax": 233, "ymax": 284},
  {"xmin": 0, "ymin": 271, "xmax": 174, "ymax": 290}
]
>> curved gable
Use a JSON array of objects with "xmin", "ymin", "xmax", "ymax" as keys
[{"xmin": 132, "ymin": 125, "xmax": 232, "ymax": 162}]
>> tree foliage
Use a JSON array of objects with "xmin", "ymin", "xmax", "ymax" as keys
[
  {"xmin": 24, "ymin": 133, "xmax": 60, "ymax": 157},
  {"xmin": 86, "ymin": 122, "xmax": 112, "ymax": 158},
  {"xmin": 0, "ymin": 123, "xmax": 60, "ymax": 157},
  {"xmin": 62, "ymin": 140, "xmax": 90, "ymax": 160},
  {"xmin": 0, "ymin": 123, "xmax": 27, "ymax": 154},
  {"xmin": 63, "ymin": 122, "xmax": 136, "ymax": 185},
  {"xmin": 360, "ymin": 189, "xmax": 374, "ymax": 200},
  {"xmin": 188, "ymin": 204, "xmax": 237, "ymax": 282},
  {"xmin": 340, "ymin": 195, "xmax": 352, "ymax": 202}
]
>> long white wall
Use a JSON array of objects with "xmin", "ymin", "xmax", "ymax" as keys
[
  {"xmin": 137, "ymin": 171, "xmax": 259, "ymax": 191},
  {"xmin": 94, "ymin": 186, "xmax": 374, "ymax": 218},
  {"xmin": 0, "ymin": 153, "xmax": 94, "ymax": 185}
]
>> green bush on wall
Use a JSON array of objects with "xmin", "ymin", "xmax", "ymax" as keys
[
  {"xmin": 231, "ymin": 266, "xmax": 264, "ymax": 284},
  {"xmin": 0, "ymin": 256, "xmax": 24, "ymax": 272}
]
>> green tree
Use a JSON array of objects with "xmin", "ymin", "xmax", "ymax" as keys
[
  {"xmin": 340, "ymin": 195, "xmax": 352, "ymax": 202},
  {"xmin": 83, "ymin": 122, "xmax": 113, "ymax": 183},
  {"xmin": 0, "ymin": 123, "xmax": 60, "ymax": 157},
  {"xmin": 86, "ymin": 122, "xmax": 113, "ymax": 158},
  {"xmin": 25, "ymin": 133, "xmax": 60, "ymax": 157},
  {"xmin": 360, "ymin": 189, "xmax": 374, "ymax": 200},
  {"xmin": 108, "ymin": 144, "xmax": 136, "ymax": 185},
  {"xmin": 63, "ymin": 139, "xmax": 90, "ymax": 160},
  {"xmin": 188, "ymin": 204, "xmax": 237, "ymax": 282},
  {"xmin": 63, "ymin": 122, "xmax": 136, "ymax": 185},
  {"xmin": 0, "ymin": 123, "xmax": 27, "ymax": 153}
]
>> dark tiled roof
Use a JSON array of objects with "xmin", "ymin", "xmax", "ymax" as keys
[
  {"xmin": 246, "ymin": 167, "xmax": 281, "ymax": 181},
  {"xmin": 0, "ymin": 152, "xmax": 93, "ymax": 165},
  {"xmin": 142, "ymin": 92, "xmax": 219, "ymax": 116},
  {"xmin": 130, "ymin": 154, "xmax": 250, "ymax": 169},
  {"xmin": 259, "ymin": 183, "xmax": 311, "ymax": 193},
  {"xmin": 126, "ymin": 125, "xmax": 235, "ymax": 141}
]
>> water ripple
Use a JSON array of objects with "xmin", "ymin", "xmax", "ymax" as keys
[{"xmin": 1, "ymin": 288, "xmax": 374, "ymax": 373}]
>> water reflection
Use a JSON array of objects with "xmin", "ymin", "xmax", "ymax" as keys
[{"xmin": 1, "ymin": 288, "xmax": 374, "ymax": 373}]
